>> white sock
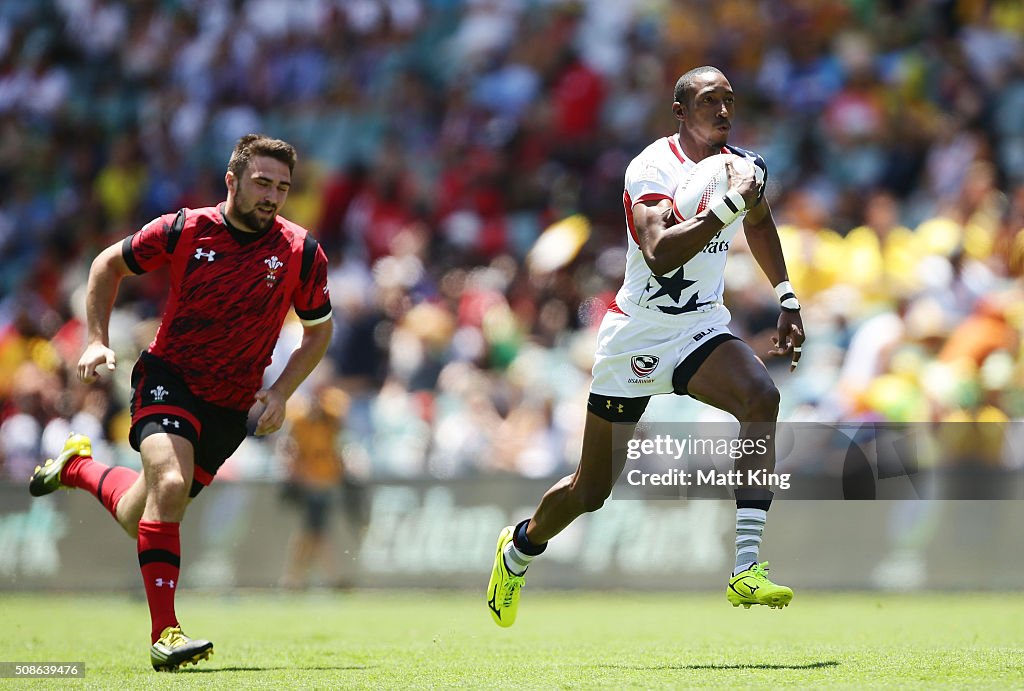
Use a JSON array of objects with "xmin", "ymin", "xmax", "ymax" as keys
[
  {"xmin": 734, "ymin": 507, "xmax": 767, "ymax": 575},
  {"xmin": 503, "ymin": 540, "xmax": 535, "ymax": 576}
]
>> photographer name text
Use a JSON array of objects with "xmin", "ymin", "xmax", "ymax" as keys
[{"xmin": 626, "ymin": 468, "xmax": 791, "ymax": 490}]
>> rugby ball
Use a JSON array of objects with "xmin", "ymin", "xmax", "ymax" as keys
[{"xmin": 673, "ymin": 153, "xmax": 764, "ymax": 222}]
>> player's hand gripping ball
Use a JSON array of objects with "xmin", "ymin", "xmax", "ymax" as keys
[{"xmin": 672, "ymin": 153, "xmax": 765, "ymax": 223}]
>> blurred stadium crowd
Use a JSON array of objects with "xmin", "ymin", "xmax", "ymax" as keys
[{"xmin": 1, "ymin": 0, "xmax": 1023, "ymax": 483}]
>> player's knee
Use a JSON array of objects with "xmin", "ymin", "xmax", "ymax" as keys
[
  {"xmin": 149, "ymin": 471, "xmax": 189, "ymax": 506},
  {"xmin": 742, "ymin": 380, "xmax": 780, "ymax": 421}
]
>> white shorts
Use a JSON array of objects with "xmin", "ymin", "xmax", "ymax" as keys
[{"xmin": 590, "ymin": 302, "xmax": 735, "ymax": 399}]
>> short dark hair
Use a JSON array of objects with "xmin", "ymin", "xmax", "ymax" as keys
[
  {"xmin": 673, "ymin": 66, "xmax": 725, "ymax": 106},
  {"xmin": 227, "ymin": 134, "xmax": 297, "ymax": 177}
]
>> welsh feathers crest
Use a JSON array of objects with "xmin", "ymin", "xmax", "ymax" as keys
[{"xmin": 264, "ymin": 255, "xmax": 283, "ymax": 286}]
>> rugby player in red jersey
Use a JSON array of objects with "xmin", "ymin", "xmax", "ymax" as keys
[{"xmin": 29, "ymin": 134, "xmax": 333, "ymax": 671}]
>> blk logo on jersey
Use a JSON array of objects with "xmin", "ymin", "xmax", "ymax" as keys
[
  {"xmin": 693, "ymin": 327, "xmax": 717, "ymax": 342},
  {"xmin": 150, "ymin": 385, "xmax": 168, "ymax": 402},
  {"xmin": 194, "ymin": 247, "xmax": 216, "ymax": 262},
  {"xmin": 630, "ymin": 355, "xmax": 659, "ymax": 378},
  {"xmin": 264, "ymin": 255, "xmax": 283, "ymax": 286}
]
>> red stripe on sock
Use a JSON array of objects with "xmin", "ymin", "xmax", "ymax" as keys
[{"xmin": 138, "ymin": 520, "xmax": 181, "ymax": 644}]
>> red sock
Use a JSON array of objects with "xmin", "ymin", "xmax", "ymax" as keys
[
  {"xmin": 62, "ymin": 456, "xmax": 138, "ymax": 519},
  {"xmin": 137, "ymin": 520, "xmax": 181, "ymax": 644}
]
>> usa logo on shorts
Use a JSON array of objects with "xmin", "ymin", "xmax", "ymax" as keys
[{"xmin": 630, "ymin": 355, "xmax": 659, "ymax": 378}]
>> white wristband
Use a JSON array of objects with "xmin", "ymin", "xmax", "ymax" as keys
[
  {"xmin": 709, "ymin": 190, "xmax": 746, "ymax": 226},
  {"xmin": 774, "ymin": 281, "xmax": 795, "ymax": 300},
  {"xmin": 774, "ymin": 280, "xmax": 800, "ymax": 311}
]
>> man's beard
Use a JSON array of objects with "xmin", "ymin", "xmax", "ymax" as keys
[{"xmin": 237, "ymin": 205, "xmax": 276, "ymax": 233}]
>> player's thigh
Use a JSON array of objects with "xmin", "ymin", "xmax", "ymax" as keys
[
  {"xmin": 139, "ymin": 431, "xmax": 196, "ymax": 489},
  {"xmin": 129, "ymin": 351, "xmax": 203, "ymax": 484},
  {"xmin": 684, "ymin": 339, "xmax": 777, "ymax": 417},
  {"xmin": 574, "ymin": 409, "xmax": 641, "ymax": 493},
  {"xmin": 190, "ymin": 404, "xmax": 247, "ymax": 497}
]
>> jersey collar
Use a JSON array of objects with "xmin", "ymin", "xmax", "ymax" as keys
[
  {"xmin": 668, "ymin": 134, "xmax": 687, "ymax": 164},
  {"xmin": 668, "ymin": 135, "xmax": 732, "ymax": 163},
  {"xmin": 218, "ymin": 203, "xmax": 273, "ymax": 245}
]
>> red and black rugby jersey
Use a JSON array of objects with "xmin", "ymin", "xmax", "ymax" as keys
[{"xmin": 122, "ymin": 205, "xmax": 331, "ymax": 411}]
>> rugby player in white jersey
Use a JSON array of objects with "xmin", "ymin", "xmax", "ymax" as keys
[{"xmin": 487, "ymin": 66, "xmax": 805, "ymax": 626}]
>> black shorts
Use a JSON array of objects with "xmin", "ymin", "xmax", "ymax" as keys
[{"xmin": 129, "ymin": 352, "xmax": 247, "ymax": 497}]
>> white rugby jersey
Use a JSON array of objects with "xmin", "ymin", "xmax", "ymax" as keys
[{"xmin": 615, "ymin": 134, "xmax": 764, "ymax": 319}]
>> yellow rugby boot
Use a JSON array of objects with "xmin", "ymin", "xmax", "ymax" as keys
[
  {"xmin": 727, "ymin": 561, "xmax": 793, "ymax": 609},
  {"xmin": 29, "ymin": 433, "xmax": 92, "ymax": 497},
  {"xmin": 150, "ymin": 626, "xmax": 214, "ymax": 672},
  {"xmin": 486, "ymin": 526, "xmax": 526, "ymax": 627}
]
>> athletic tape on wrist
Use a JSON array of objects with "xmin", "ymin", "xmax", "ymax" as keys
[
  {"xmin": 774, "ymin": 280, "xmax": 801, "ymax": 311},
  {"xmin": 710, "ymin": 190, "xmax": 745, "ymax": 226},
  {"xmin": 774, "ymin": 281, "xmax": 794, "ymax": 299}
]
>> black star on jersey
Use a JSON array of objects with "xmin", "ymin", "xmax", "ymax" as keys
[
  {"xmin": 648, "ymin": 270, "xmax": 695, "ymax": 302},
  {"xmin": 658, "ymin": 293, "xmax": 702, "ymax": 315}
]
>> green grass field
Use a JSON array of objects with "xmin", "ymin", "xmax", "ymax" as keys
[{"xmin": 1, "ymin": 591, "xmax": 1022, "ymax": 689}]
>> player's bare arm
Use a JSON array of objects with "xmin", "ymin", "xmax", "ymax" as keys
[
  {"xmin": 634, "ymin": 158, "xmax": 758, "ymax": 274},
  {"xmin": 743, "ymin": 197, "xmax": 805, "ymax": 369},
  {"xmin": 78, "ymin": 241, "xmax": 135, "ymax": 383},
  {"xmin": 254, "ymin": 319, "xmax": 333, "ymax": 436}
]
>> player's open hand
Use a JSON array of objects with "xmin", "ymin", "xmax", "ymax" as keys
[
  {"xmin": 768, "ymin": 311, "xmax": 805, "ymax": 372},
  {"xmin": 78, "ymin": 343, "xmax": 117, "ymax": 383},
  {"xmin": 253, "ymin": 388, "xmax": 287, "ymax": 436}
]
